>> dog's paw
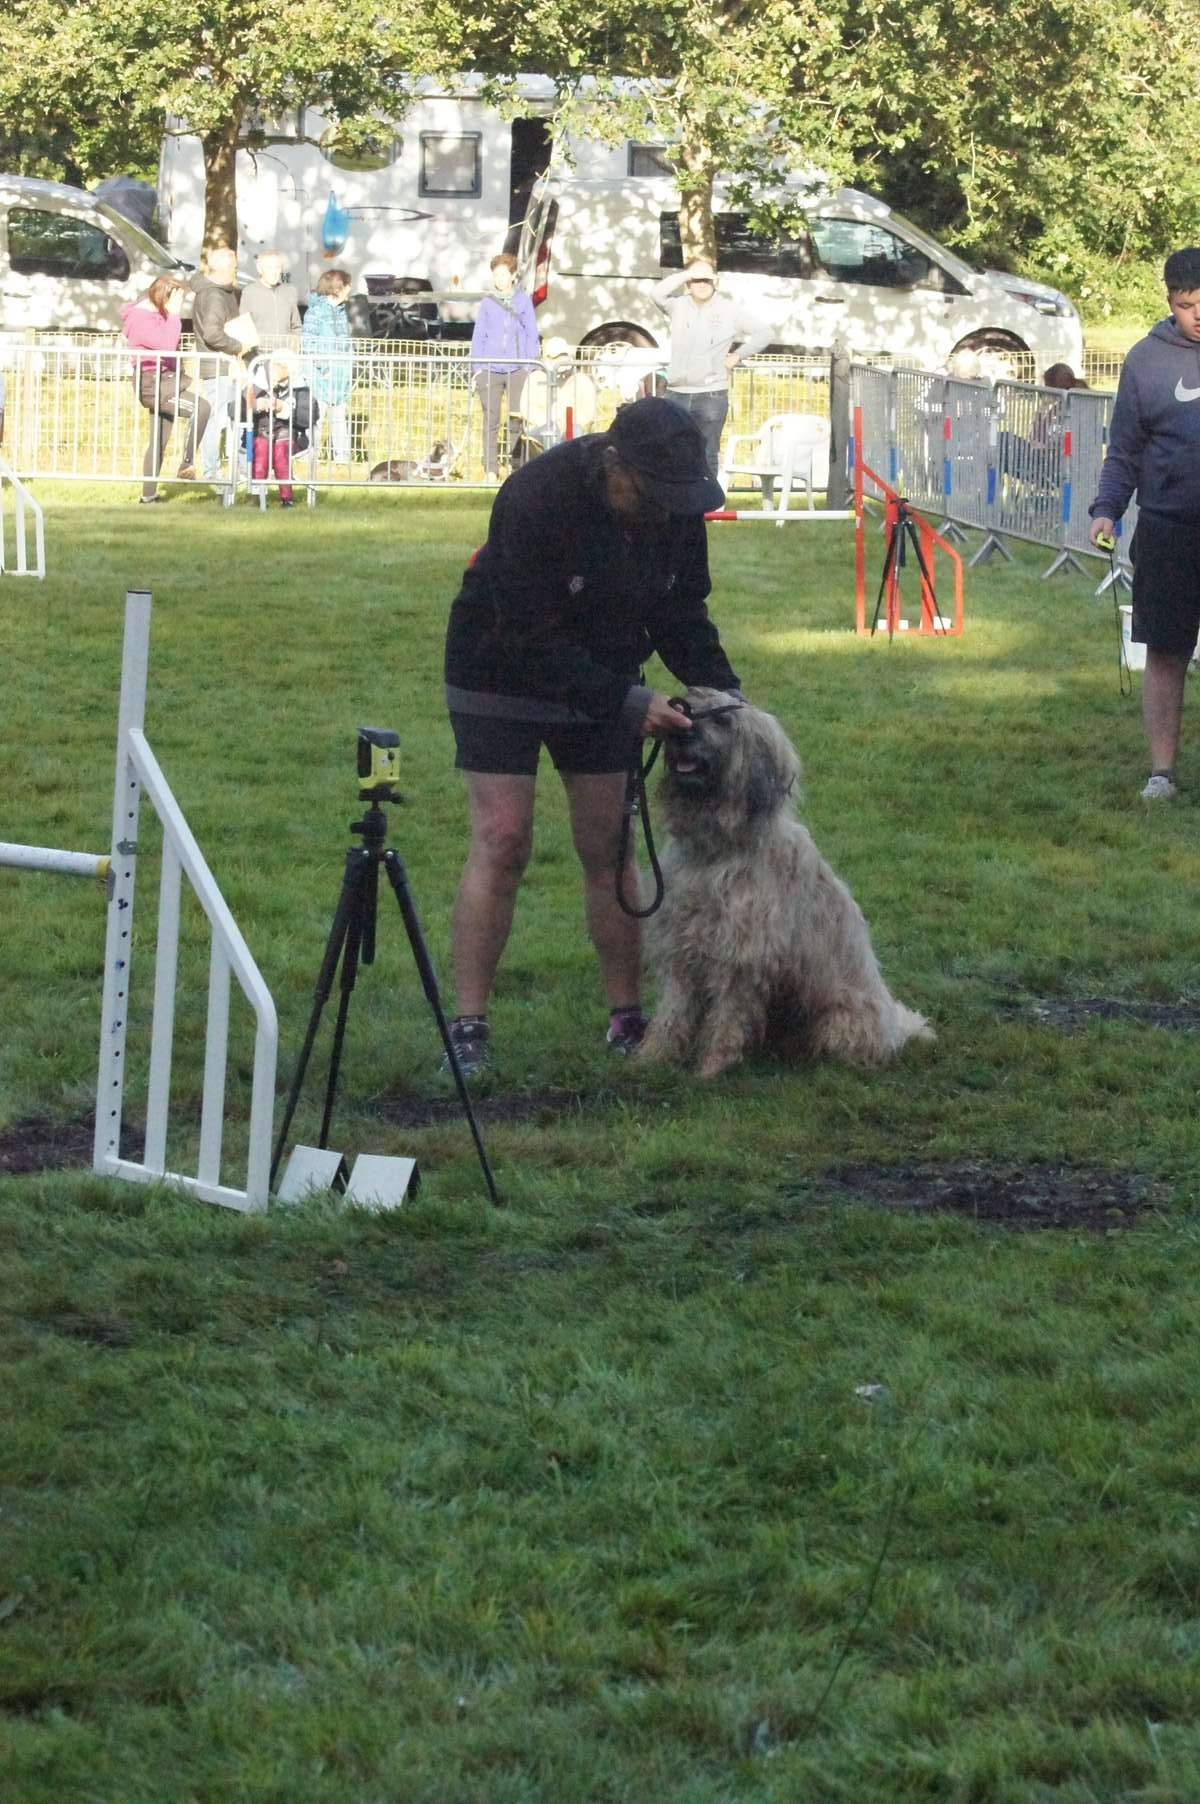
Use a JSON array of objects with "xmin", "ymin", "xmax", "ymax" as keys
[{"xmin": 635, "ymin": 1028, "xmax": 675, "ymax": 1064}]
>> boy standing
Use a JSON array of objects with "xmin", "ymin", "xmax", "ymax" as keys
[{"xmin": 1090, "ymin": 248, "xmax": 1200, "ymax": 800}]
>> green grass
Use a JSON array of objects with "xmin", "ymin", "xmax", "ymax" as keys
[{"xmin": 2, "ymin": 486, "xmax": 1200, "ymax": 1800}]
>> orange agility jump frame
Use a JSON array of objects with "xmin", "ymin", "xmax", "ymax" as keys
[{"xmin": 853, "ymin": 404, "xmax": 964, "ymax": 638}]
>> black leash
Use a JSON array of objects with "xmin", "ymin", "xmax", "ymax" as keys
[
  {"xmin": 615, "ymin": 736, "xmax": 666, "ymax": 919},
  {"xmin": 614, "ymin": 696, "xmax": 746, "ymax": 919},
  {"xmin": 1095, "ymin": 531, "xmax": 1132, "ymax": 698}
]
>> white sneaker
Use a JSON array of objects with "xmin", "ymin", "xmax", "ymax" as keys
[{"xmin": 1141, "ymin": 772, "xmax": 1178, "ymax": 801}]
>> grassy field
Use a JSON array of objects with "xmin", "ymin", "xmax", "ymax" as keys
[{"xmin": 2, "ymin": 485, "xmax": 1200, "ymax": 1801}]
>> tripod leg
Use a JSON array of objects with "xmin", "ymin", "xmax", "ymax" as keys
[
  {"xmin": 870, "ymin": 517, "xmax": 900, "ymax": 638},
  {"xmin": 381, "ymin": 848, "xmax": 503, "ymax": 1209},
  {"xmin": 318, "ymin": 856, "xmax": 374, "ymax": 1148},
  {"xmin": 269, "ymin": 848, "xmax": 368, "ymax": 1190}
]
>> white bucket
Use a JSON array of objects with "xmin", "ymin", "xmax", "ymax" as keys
[{"xmin": 1119, "ymin": 605, "xmax": 1146, "ymax": 672}]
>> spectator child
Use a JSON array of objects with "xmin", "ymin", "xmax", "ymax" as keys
[
  {"xmin": 301, "ymin": 267, "xmax": 353, "ymax": 472},
  {"xmin": 246, "ymin": 350, "xmax": 317, "ymax": 508}
]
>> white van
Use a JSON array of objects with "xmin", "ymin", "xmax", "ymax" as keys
[
  {"xmin": 0, "ymin": 175, "xmax": 191, "ymax": 334},
  {"xmin": 518, "ymin": 173, "xmax": 1084, "ymax": 373}
]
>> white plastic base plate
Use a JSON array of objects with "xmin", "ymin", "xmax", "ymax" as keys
[
  {"xmin": 344, "ymin": 1153, "xmax": 421, "ymax": 1211},
  {"xmin": 275, "ymin": 1144, "xmax": 350, "ymax": 1204}
]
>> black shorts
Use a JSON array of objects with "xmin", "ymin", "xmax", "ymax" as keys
[
  {"xmin": 1130, "ymin": 514, "xmax": 1200, "ymax": 656},
  {"xmin": 450, "ymin": 709, "xmax": 637, "ymax": 776}
]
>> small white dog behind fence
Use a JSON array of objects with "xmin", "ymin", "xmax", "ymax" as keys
[{"xmin": 639, "ymin": 689, "xmax": 934, "ymax": 1079}]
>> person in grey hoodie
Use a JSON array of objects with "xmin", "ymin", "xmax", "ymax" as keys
[
  {"xmin": 652, "ymin": 259, "xmax": 772, "ymax": 479},
  {"xmin": 1090, "ymin": 247, "xmax": 1200, "ymax": 800},
  {"xmin": 239, "ymin": 249, "xmax": 301, "ymax": 343}
]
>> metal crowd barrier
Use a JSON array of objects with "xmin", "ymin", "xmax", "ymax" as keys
[
  {"xmin": 851, "ymin": 364, "xmax": 1133, "ymax": 592},
  {"xmin": 0, "ymin": 335, "xmax": 839, "ymax": 502},
  {"xmin": 1, "ymin": 343, "xmax": 241, "ymax": 495}
]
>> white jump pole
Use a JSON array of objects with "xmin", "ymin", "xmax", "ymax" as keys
[
  {"xmin": 93, "ymin": 590, "xmax": 151, "ymax": 1179},
  {"xmin": 0, "ymin": 843, "xmax": 110, "ymax": 883}
]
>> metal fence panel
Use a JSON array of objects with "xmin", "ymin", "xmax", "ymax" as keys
[{"xmin": 851, "ymin": 361, "xmax": 1132, "ymax": 584}]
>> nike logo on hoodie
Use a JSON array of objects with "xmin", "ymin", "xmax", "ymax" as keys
[{"xmin": 1175, "ymin": 378, "xmax": 1200, "ymax": 402}]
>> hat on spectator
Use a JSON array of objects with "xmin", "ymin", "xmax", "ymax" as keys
[{"xmin": 607, "ymin": 396, "xmax": 724, "ymax": 514}]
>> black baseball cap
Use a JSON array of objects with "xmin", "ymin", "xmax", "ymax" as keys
[{"xmin": 607, "ymin": 396, "xmax": 725, "ymax": 515}]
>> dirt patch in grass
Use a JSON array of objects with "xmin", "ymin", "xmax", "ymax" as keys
[
  {"xmin": 374, "ymin": 1087, "xmax": 592, "ymax": 1129},
  {"xmin": 810, "ymin": 1162, "xmax": 1157, "ymax": 1231},
  {"xmin": 0, "ymin": 1116, "xmax": 97, "ymax": 1176},
  {"xmin": 1001, "ymin": 996, "xmax": 1200, "ymax": 1032}
]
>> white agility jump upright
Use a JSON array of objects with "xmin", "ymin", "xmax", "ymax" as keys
[
  {"xmin": 93, "ymin": 592, "xmax": 278, "ymax": 1211},
  {"xmin": 0, "ymin": 450, "xmax": 46, "ymax": 578}
]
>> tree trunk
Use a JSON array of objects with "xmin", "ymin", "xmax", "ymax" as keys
[
  {"xmin": 676, "ymin": 132, "xmax": 717, "ymax": 265},
  {"xmin": 201, "ymin": 113, "xmax": 241, "ymax": 255}
]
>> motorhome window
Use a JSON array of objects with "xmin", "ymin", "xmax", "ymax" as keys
[
  {"xmin": 629, "ymin": 144, "xmax": 675, "ymax": 177},
  {"xmin": 9, "ymin": 209, "xmax": 130, "ymax": 280},
  {"xmin": 808, "ymin": 218, "xmax": 937, "ymax": 290},
  {"xmin": 659, "ymin": 212, "xmax": 813, "ymax": 277},
  {"xmin": 320, "ymin": 126, "xmax": 399, "ymax": 172},
  {"xmin": 420, "ymin": 134, "xmax": 482, "ymax": 198}
]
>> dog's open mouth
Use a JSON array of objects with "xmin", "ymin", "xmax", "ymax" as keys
[{"xmin": 665, "ymin": 740, "xmax": 710, "ymax": 785}]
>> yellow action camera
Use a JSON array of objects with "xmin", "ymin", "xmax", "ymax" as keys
[{"xmin": 357, "ymin": 726, "xmax": 401, "ymax": 798}]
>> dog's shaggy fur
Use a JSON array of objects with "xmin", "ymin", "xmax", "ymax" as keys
[{"xmin": 639, "ymin": 688, "xmax": 934, "ymax": 1078}]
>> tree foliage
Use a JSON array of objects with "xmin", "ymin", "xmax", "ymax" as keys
[
  {"xmin": 0, "ymin": 1, "xmax": 458, "ymax": 249},
  {"xmin": 839, "ymin": 0, "xmax": 1200, "ymax": 314},
  {"xmin": 0, "ymin": 0, "xmax": 1196, "ymax": 312},
  {"xmin": 464, "ymin": 0, "xmax": 1200, "ymax": 311}
]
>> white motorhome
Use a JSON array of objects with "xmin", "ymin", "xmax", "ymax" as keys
[
  {"xmin": 0, "ymin": 175, "xmax": 191, "ymax": 333},
  {"xmin": 157, "ymin": 77, "xmax": 655, "ymax": 324},
  {"xmin": 517, "ymin": 172, "xmax": 1085, "ymax": 372}
]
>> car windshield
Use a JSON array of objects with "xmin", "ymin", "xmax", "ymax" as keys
[
  {"xmin": 95, "ymin": 204, "xmax": 185, "ymax": 271},
  {"xmin": 874, "ymin": 208, "xmax": 976, "ymax": 284}
]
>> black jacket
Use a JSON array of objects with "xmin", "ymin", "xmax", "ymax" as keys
[
  {"xmin": 191, "ymin": 276, "xmax": 244, "ymax": 357},
  {"xmin": 444, "ymin": 435, "xmax": 738, "ymax": 726}
]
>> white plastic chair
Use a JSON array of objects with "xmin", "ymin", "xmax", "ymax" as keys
[{"xmin": 720, "ymin": 413, "xmax": 831, "ymax": 520}]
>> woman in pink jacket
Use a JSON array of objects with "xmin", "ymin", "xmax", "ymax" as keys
[{"xmin": 120, "ymin": 275, "xmax": 211, "ymax": 504}]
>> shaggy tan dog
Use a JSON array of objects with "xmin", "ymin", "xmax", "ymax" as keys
[{"xmin": 639, "ymin": 688, "xmax": 933, "ymax": 1078}]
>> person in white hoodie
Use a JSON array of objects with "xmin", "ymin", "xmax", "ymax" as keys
[{"xmin": 652, "ymin": 260, "xmax": 772, "ymax": 478}]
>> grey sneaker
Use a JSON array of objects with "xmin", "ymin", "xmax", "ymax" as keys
[
  {"xmin": 439, "ymin": 1017, "xmax": 490, "ymax": 1078},
  {"xmin": 606, "ymin": 1008, "xmax": 648, "ymax": 1056},
  {"xmin": 1141, "ymin": 772, "xmax": 1178, "ymax": 801}
]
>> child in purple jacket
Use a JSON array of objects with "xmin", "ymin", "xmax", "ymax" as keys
[{"xmin": 470, "ymin": 252, "xmax": 538, "ymax": 480}]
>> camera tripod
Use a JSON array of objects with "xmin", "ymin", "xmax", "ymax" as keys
[
  {"xmin": 270, "ymin": 790, "xmax": 501, "ymax": 1208},
  {"xmin": 870, "ymin": 496, "xmax": 945, "ymax": 639}
]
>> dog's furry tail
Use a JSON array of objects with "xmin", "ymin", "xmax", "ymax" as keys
[
  {"xmin": 894, "ymin": 1004, "xmax": 935, "ymax": 1049},
  {"xmin": 809, "ymin": 995, "xmax": 934, "ymax": 1066}
]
